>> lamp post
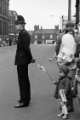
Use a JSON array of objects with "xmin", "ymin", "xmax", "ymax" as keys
[
  {"xmin": 68, "ymin": 0, "xmax": 71, "ymax": 21},
  {"xmin": 75, "ymin": 0, "xmax": 79, "ymax": 28}
]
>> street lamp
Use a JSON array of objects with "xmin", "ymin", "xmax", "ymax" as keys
[
  {"xmin": 68, "ymin": 0, "xmax": 71, "ymax": 21},
  {"xmin": 75, "ymin": 0, "xmax": 79, "ymax": 28}
]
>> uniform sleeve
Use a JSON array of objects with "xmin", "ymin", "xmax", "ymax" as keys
[
  {"xmin": 23, "ymin": 32, "xmax": 33, "ymax": 60},
  {"xmin": 23, "ymin": 32, "xmax": 31, "ymax": 50}
]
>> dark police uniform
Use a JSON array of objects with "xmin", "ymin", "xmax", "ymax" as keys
[{"xmin": 15, "ymin": 29, "xmax": 32, "ymax": 105}]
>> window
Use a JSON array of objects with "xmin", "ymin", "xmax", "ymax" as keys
[
  {"xmin": 50, "ymin": 34, "xmax": 53, "ymax": 39},
  {"xmin": 42, "ymin": 35, "xmax": 45, "ymax": 39},
  {"xmin": 35, "ymin": 35, "xmax": 38, "ymax": 39}
]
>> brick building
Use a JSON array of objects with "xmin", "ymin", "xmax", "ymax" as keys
[
  {"xmin": 8, "ymin": 10, "xmax": 18, "ymax": 45},
  {"xmin": 8, "ymin": 10, "xmax": 17, "ymax": 35},
  {"xmin": 31, "ymin": 25, "xmax": 59, "ymax": 44},
  {"xmin": 0, "ymin": 0, "xmax": 9, "ymax": 39}
]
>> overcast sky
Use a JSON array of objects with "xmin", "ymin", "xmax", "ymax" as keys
[{"xmin": 9, "ymin": 0, "xmax": 75, "ymax": 30}]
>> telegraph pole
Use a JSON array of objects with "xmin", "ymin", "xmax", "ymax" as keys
[
  {"xmin": 68, "ymin": 0, "xmax": 71, "ymax": 21},
  {"xmin": 75, "ymin": 0, "xmax": 79, "ymax": 28}
]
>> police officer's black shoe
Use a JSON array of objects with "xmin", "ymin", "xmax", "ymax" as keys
[
  {"xmin": 31, "ymin": 58, "xmax": 35, "ymax": 63},
  {"xmin": 14, "ymin": 102, "xmax": 30, "ymax": 108}
]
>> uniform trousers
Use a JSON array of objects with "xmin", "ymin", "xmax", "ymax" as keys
[{"xmin": 17, "ymin": 64, "xmax": 31, "ymax": 104}]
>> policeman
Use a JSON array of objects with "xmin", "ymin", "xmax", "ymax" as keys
[{"xmin": 14, "ymin": 15, "xmax": 34, "ymax": 108}]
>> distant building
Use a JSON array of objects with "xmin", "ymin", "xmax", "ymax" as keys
[
  {"xmin": 8, "ymin": 10, "xmax": 18, "ymax": 45},
  {"xmin": 31, "ymin": 25, "xmax": 59, "ymax": 44},
  {"xmin": 34, "ymin": 25, "xmax": 39, "ymax": 31},
  {"xmin": 8, "ymin": 10, "xmax": 17, "ymax": 35},
  {"xmin": 0, "ymin": 0, "xmax": 9, "ymax": 38}
]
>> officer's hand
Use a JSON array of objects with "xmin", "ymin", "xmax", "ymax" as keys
[{"xmin": 31, "ymin": 58, "xmax": 36, "ymax": 63}]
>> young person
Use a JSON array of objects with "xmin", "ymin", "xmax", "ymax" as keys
[{"xmin": 54, "ymin": 22, "xmax": 77, "ymax": 119}]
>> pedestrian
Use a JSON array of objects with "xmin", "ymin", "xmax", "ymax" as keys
[
  {"xmin": 74, "ymin": 28, "xmax": 80, "ymax": 101},
  {"xmin": 14, "ymin": 15, "xmax": 35, "ymax": 108},
  {"xmin": 54, "ymin": 22, "xmax": 77, "ymax": 119}
]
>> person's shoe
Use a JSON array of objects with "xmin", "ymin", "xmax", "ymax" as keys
[
  {"xmin": 68, "ymin": 106, "xmax": 74, "ymax": 113},
  {"xmin": 68, "ymin": 108, "xmax": 74, "ymax": 113},
  {"xmin": 14, "ymin": 102, "xmax": 29, "ymax": 108},
  {"xmin": 62, "ymin": 114, "xmax": 68, "ymax": 119},
  {"xmin": 57, "ymin": 112, "xmax": 64, "ymax": 117}
]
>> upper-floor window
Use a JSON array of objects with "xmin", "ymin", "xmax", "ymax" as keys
[
  {"xmin": 42, "ymin": 35, "xmax": 45, "ymax": 39},
  {"xmin": 34, "ymin": 35, "xmax": 38, "ymax": 39},
  {"xmin": 50, "ymin": 34, "xmax": 53, "ymax": 39}
]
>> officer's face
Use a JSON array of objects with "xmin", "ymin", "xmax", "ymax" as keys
[{"xmin": 16, "ymin": 24, "xmax": 23, "ymax": 31}]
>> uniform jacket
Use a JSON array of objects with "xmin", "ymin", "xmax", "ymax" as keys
[{"xmin": 15, "ymin": 29, "xmax": 33, "ymax": 65}]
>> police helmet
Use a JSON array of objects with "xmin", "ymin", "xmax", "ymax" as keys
[{"xmin": 15, "ymin": 15, "xmax": 26, "ymax": 25}]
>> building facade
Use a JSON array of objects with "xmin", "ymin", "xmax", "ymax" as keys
[
  {"xmin": 8, "ymin": 10, "xmax": 17, "ymax": 35},
  {"xmin": 31, "ymin": 25, "xmax": 59, "ymax": 44},
  {"xmin": 0, "ymin": 0, "xmax": 9, "ymax": 38},
  {"xmin": 8, "ymin": 10, "xmax": 18, "ymax": 45}
]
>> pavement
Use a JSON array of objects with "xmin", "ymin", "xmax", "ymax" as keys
[{"xmin": 0, "ymin": 45, "xmax": 80, "ymax": 120}]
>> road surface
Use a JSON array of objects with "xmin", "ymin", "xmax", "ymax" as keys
[{"xmin": 0, "ymin": 45, "xmax": 80, "ymax": 120}]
